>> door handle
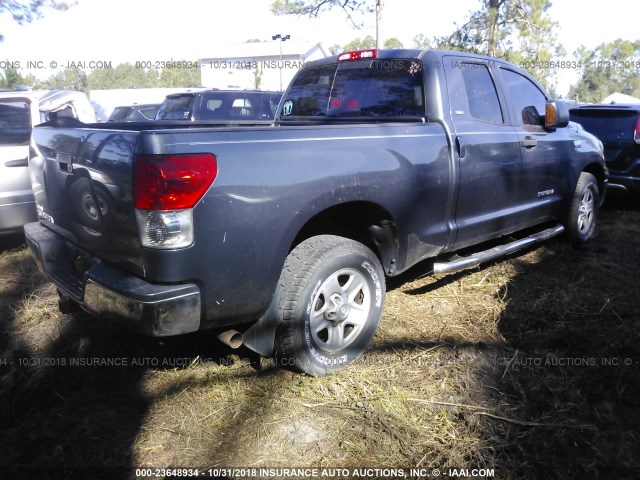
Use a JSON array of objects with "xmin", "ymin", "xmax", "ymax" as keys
[
  {"xmin": 520, "ymin": 136, "xmax": 538, "ymax": 148},
  {"xmin": 4, "ymin": 158, "xmax": 28, "ymax": 167}
]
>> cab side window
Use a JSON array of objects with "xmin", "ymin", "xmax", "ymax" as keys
[
  {"xmin": 459, "ymin": 64, "xmax": 504, "ymax": 124},
  {"xmin": 500, "ymin": 68, "xmax": 547, "ymax": 126}
]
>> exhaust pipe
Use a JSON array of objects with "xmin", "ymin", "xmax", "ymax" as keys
[{"xmin": 217, "ymin": 330, "xmax": 243, "ymax": 349}]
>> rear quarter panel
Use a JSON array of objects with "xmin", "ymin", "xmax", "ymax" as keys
[{"xmin": 136, "ymin": 122, "xmax": 450, "ymax": 327}]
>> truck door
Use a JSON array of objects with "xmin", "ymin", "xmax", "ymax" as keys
[
  {"xmin": 496, "ymin": 66, "xmax": 573, "ymax": 229},
  {"xmin": 443, "ymin": 56, "xmax": 522, "ymax": 250}
]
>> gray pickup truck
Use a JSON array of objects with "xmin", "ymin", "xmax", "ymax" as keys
[{"xmin": 25, "ymin": 49, "xmax": 607, "ymax": 375}]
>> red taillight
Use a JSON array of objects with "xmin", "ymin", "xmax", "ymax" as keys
[
  {"xmin": 134, "ymin": 153, "xmax": 217, "ymax": 210},
  {"xmin": 634, "ymin": 116, "xmax": 640, "ymax": 144},
  {"xmin": 337, "ymin": 49, "xmax": 377, "ymax": 62}
]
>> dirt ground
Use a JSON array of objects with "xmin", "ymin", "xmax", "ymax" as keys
[{"xmin": 1, "ymin": 196, "xmax": 639, "ymax": 480}]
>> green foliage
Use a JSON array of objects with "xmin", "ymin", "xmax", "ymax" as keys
[
  {"xmin": 330, "ymin": 36, "xmax": 403, "ymax": 55},
  {"xmin": 0, "ymin": 65, "xmax": 26, "ymax": 89},
  {"xmin": 86, "ymin": 63, "xmax": 158, "ymax": 90},
  {"xmin": 158, "ymin": 63, "xmax": 201, "ymax": 88},
  {"xmin": 0, "ymin": 0, "xmax": 73, "ymax": 23},
  {"xmin": 329, "ymin": 43, "xmax": 342, "ymax": 55},
  {"xmin": 568, "ymin": 39, "xmax": 640, "ymax": 103},
  {"xmin": 429, "ymin": 0, "xmax": 562, "ymax": 90},
  {"xmin": 412, "ymin": 34, "xmax": 431, "ymax": 50},
  {"xmin": 271, "ymin": 0, "xmax": 373, "ymax": 27},
  {"xmin": 37, "ymin": 68, "xmax": 88, "ymax": 92},
  {"xmin": 28, "ymin": 61, "xmax": 202, "ymax": 92},
  {"xmin": 0, "ymin": 0, "xmax": 74, "ymax": 40},
  {"xmin": 384, "ymin": 37, "xmax": 404, "ymax": 49},
  {"xmin": 343, "ymin": 35, "xmax": 375, "ymax": 51}
]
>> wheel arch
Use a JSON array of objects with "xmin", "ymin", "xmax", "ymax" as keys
[
  {"xmin": 582, "ymin": 162, "xmax": 608, "ymax": 205},
  {"xmin": 241, "ymin": 200, "xmax": 398, "ymax": 358},
  {"xmin": 290, "ymin": 200, "xmax": 400, "ymax": 275}
]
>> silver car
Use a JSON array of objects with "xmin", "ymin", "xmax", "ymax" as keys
[{"xmin": 0, "ymin": 90, "xmax": 95, "ymax": 235}]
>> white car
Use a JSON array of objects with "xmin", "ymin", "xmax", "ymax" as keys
[{"xmin": 0, "ymin": 90, "xmax": 95, "ymax": 235}]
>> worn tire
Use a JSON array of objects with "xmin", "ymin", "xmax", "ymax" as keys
[
  {"xmin": 275, "ymin": 235, "xmax": 385, "ymax": 376},
  {"xmin": 566, "ymin": 172, "xmax": 600, "ymax": 244}
]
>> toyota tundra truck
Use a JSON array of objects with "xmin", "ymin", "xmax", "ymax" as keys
[{"xmin": 24, "ymin": 49, "xmax": 607, "ymax": 376}]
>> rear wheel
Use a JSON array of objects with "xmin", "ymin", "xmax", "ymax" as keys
[
  {"xmin": 566, "ymin": 172, "xmax": 599, "ymax": 244},
  {"xmin": 275, "ymin": 235, "xmax": 385, "ymax": 376}
]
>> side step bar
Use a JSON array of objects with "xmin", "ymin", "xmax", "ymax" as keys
[{"xmin": 433, "ymin": 224, "xmax": 565, "ymax": 274}]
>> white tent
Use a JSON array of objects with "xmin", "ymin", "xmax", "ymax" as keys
[{"xmin": 601, "ymin": 92, "xmax": 640, "ymax": 104}]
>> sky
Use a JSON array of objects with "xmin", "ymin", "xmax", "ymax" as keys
[{"xmin": 0, "ymin": 0, "xmax": 637, "ymax": 95}]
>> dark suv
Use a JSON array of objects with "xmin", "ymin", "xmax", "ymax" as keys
[
  {"xmin": 155, "ymin": 90, "xmax": 282, "ymax": 121},
  {"xmin": 570, "ymin": 104, "xmax": 640, "ymax": 195},
  {"xmin": 108, "ymin": 103, "xmax": 160, "ymax": 122}
]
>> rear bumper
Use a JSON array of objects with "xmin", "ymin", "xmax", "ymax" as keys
[
  {"xmin": 608, "ymin": 174, "xmax": 640, "ymax": 194},
  {"xmin": 607, "ymin": 159, "xmax": 640, "ymax": 194},
  {"xmin": 24, "ymin": 221, "xmax": 201, "ymax": 336}
]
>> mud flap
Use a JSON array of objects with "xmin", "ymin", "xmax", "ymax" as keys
[{"xmin": 242, "ymin": 284, "xmax": 280, "ymax": 357}]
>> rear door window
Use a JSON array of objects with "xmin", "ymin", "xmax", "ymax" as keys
[
  {"xmin": 0, "ymin": 100, "xmax": 31, "ymax": 145},
  {"xmin": 458, "ymin": 63, "xmax": 504, "ymax": 123}
]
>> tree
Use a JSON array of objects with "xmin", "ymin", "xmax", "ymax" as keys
[
  {"xmin": 158, "ymin": 62, "xmax": 201, "ymax": 88},
  {"xmin": 271, "ymin": 0, "xmax": 372, "ymax": 28},
  {"xmin": 431, "ymin": 0, "xmax": 563, "ymax": 90},
  {"xmin": 38, "ymin": 67, "xmax": 88, "ymax": 92},
  {"xmin": 0, "ymin": 0, "xmax": 73, "ymax": 40},
  {"xmin": 87, "ymin": 63, "xmax": 158, "ymax": 90},
  {"xmin": 342, "ymin": 35, "xmax": 375, "ymax": 52},
  {"xmin": 568, "ymin": 40, "xmax": 640, "ymax": 103},
  {"xmin": 434, "ymin": 0, "xmax": 506, "ymax": 56},
  {"xmin": 329, "ymin": 43, "xmax": 342, "ymax": 55},
  {"xmin": 435, "ymin": 0, "xmax": 556, "ymax": 55},
  {"xmin": 0, "ymin": 65, "xmax": 26, "ymax": 89},
  {"xmin": 498, "ymin": 0, "xmax": 565, "ymax": 91},
  {"xmin": 272, "ymin": 1, "xmax": 388, "ymax": 48},
  {"xmin": 333, "ymin": 36, "xmax": 400, "ymax": 54},
  {"xmin": 412, "ymin": 34, "xmax": 431, "ymax": 50},
  {"xmin": 383, "ymin": 37, "xmax": 403, "ymax": 49}
]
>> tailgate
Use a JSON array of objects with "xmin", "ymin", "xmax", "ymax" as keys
[
  {"xmin": 31, "ymin": 124, "xmax": 143, "ymax": 271},
  {"xmin": 570, "ymin": 108, "xmax": 639, "ymax": 169}
]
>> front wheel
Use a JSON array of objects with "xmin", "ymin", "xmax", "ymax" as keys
[
  {"xmin": 275, "ymin": 235, "xmax": 385, "ymax": 376},
  {"xmin": 566, "ymin": 172, "xmax": 600, "ymax": 244}
]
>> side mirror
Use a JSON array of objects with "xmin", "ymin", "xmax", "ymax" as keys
[
  {"xmin": 521, "ymin": 106, "xmax": 542, "ymax": 126},
  {"xmin": 545, "ymin": 100, "xmax": 569, "ymax": 129}
]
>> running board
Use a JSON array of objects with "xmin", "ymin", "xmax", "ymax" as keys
[{"xmin": 433, "ymin": 225, "xmax": 565, "ymax": 274}]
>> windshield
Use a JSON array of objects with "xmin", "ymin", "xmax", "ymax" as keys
[
  {"xmin": 198, "ymin": 92, "xmax": 281, "ymax": 120},
  {"xmin": 155, "ymin": 95, "xmax": 195, "ymax": 120},
  {"xmin": 0, "ymin": 100, "xmax": 31, "ymax": 145},
  {"xmin": 280, "ymin": 59, "xmax": 425, "ymax": 119},
  {"xmin": 156, "ymin": 92, "xmax": 281, "ymax": 121},
  {"xmin": 109, "ymin": 107, "xmax": 133, "ymax": 122}
]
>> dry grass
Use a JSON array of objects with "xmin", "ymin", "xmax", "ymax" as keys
[{"xmin": 1, "ymin": 197, "xmax": 639, "ymax": 480}]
